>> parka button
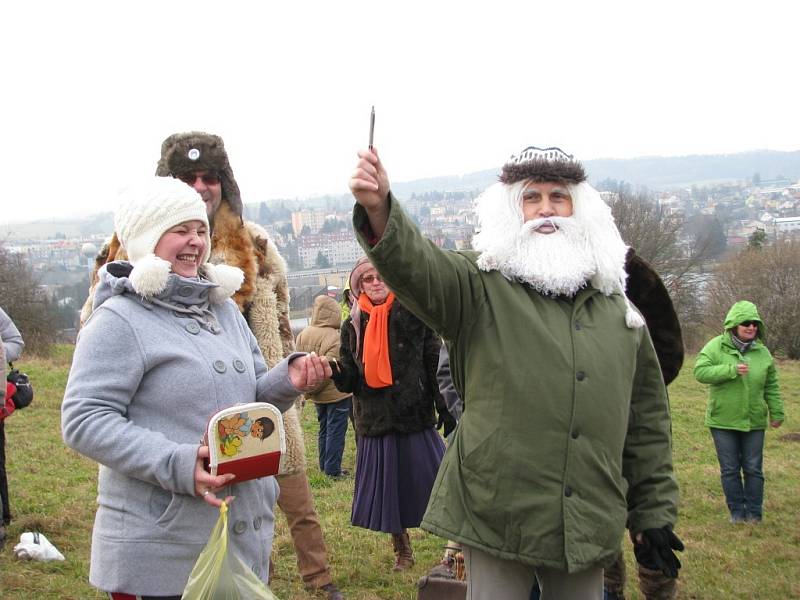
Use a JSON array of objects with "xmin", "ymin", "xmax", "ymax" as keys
[
  {"xmin": 233, "ymin": 359, "xmax": 246, "ymax": 373},
  {"xmin": 571, "ymin": 431, "xmax": 579, "ymax": 439},
  {"xmin": 213, "ymin": 360, "xmax": 227, "ymax": 373},
  {"xmin": 233, "ymin": 520, "xmax": 247, "ymax": 534},
  {"xmin": 564, "ymin": 487, "xmax": 573, "ymax": 497},
  {"xmin": 575, "ymin": 321, "xmax": 582, "ymax": 330},
  {"xmin": 179, "ymin": 285, "xmax": 193, "ymax": 297},
  {"xmin": 253, "ymin": 516, "xmax": 262, "ymax": 530},
  {"xmin": 185, "ymin": 322, "xmax": 201, "ymax": 334},
  {"xmin": 576, "ymin": 371, "xmax": 585, "ymax": 381}
]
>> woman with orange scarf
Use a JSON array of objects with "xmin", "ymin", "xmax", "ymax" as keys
[{"xmin": 332, "ymin": 257, "xmax": 452, "ymax": 573}]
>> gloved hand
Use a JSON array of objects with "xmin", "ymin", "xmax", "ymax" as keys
[
  {"xmin": 329, "ymin": 359, "xmax": 348, "ymax": 390},
  {"xmin": 436, "ymin": 411, "xmax": 457, "ymax": 438},
  {"xmin": 633, "ymin": 526, "xmax": 684, "ymax": 578}
]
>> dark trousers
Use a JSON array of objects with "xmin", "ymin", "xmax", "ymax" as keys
[
  {"xmin": 315, "ymin": 397, "xmax": 351, "ymax": 477},
  {"xmin": 0, "ymin": 422, "xmax": 10, "ymax": 525},
  {"xmin": 710, "ymin": 427, "xmax": 765, "ymax": 520}
]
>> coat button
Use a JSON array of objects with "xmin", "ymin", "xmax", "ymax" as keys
[
  {"xmin": 186, "ymin": 322, "xmax": 201, "ymax": 334},
  {"xmin": 253, "ymin": 516, "xmax": 262, "ymax": 530},
  {"xmin": 575, "ymin": 321, "xmax": 582, "ymax": 330},
  {"xmin": 233, "ymin": 359, "xmax": 246, "ymax": 373},
  {"xmin": 571, "ymin": 431, "xmax": 579, "ymax": 439},
  {"xmin": 179, "ymin": 285, "xmax": 193, "ymax": 297},
  {"xmin": 576, "ymin": 371, "xmax": 585, "ymax": 381},
  {"xmin": 233, "ymin": 520, "xmax": 247, "ymax": 534},
  {"xmin": 213, "ymin": 360, "xmax": 227, "ymax": 373},
  {"xmin": 564, "ymin": 487, "xmax": 573, "ymax": 497}
]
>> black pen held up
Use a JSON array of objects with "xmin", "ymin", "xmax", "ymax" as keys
[{"xmin": 368, "ymin": 106, "xmax": 375, "ymax": 150}]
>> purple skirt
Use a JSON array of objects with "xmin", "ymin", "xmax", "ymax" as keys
[{"xmin": 351, "ymin": 428, "xmax": 445, "ymax": 534}]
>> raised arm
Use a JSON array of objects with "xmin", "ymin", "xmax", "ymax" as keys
[
  {"xmin": 348, "ymin": 150, "xmax": 486, "ymax": 341},
  {"xmin": 349, "ymin": 147, "xmax": 391, "ymax": 239}
]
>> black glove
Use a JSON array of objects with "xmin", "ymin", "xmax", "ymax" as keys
[
  {"xmin": 329, "ymin": 359, "xmax": 348, "ymax": 390},
  {"xmin": 633, "ymin": 526, "xmax": 684, "ymax": 578},
  {"xmin": 6, "ymin": 368, "xmax": 33, "ymax": 409},
  {"xmin": 436, "ymin": 411, "xmax": 457, "ymax": 438}
]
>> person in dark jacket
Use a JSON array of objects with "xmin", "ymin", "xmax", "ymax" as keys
[{"xmin": 332, "ymin": 256, "xmax": 454, "ymax": 572}]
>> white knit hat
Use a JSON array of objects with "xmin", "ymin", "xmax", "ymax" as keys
[{"xmin": 114, "ymin": 177, "xmax": 211, "ymax": 266}]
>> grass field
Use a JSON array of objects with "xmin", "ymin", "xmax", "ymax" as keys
[{"xmin": 0, "ymin": 347, "xmax": 798, "ymax": 599}]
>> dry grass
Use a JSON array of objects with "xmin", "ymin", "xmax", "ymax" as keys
[{"xmin": 0, "ymin": 348, "xmax": 798, "ymax": 599}]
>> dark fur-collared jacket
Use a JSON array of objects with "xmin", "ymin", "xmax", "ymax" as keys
[
  {"xmin": 81, "ymin": 203, "xmax": 307, "ymax": 475},
  {"xmin": 334, "ymin": 299, "xmax": 447, "ymax": 437}
]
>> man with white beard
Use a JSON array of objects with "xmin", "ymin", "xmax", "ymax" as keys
[{"xmin": 348, "ymin": 146, "xmax": 683, "ymax": 600}]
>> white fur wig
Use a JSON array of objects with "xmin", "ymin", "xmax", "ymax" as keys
[{"xmin": 472, "ymin": 180, "xmax": 644, "ymax": 328}]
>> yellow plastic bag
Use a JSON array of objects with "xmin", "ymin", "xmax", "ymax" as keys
[{"xmin": 182, "ymin": 502, "xmax": 279, "ymax": 600}]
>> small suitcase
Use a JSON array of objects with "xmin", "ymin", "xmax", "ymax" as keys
[{"xmin": 416, "ymin": 575, "xmax": 467, "ymax": 600}]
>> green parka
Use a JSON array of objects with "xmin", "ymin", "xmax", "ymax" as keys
[
  {"xmin": 354, "ymin": 196, "xmax": 678, "ymax": 573},
  {"xmin": 694, "ymin": 301, "xmax": 783, "ymax": 431}
]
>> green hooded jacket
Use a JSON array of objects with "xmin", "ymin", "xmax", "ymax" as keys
[
  {"xmin": 354, "ymin": 196, "xmax": 678, "ymax": 573},
  {"xmin": 694, "ymin": 300, "xmax": 784, "ymax": 430}
]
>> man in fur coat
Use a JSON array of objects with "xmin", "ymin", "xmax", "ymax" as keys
[
  {"xmin": 348, "ymin": 145, "xmax": 683, "ymax": 600},
  {"xmin": 82, "ymin": 132, "xmax": 343, "ymax": 600}
]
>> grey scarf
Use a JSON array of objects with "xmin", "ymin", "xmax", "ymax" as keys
[
  {"xmin": 149, "ymin": 275, "xmax": 222, "ymax": 334},
  {"xmin": 730, "ymin": 332, "xmax": 754, "ymax": 354}
]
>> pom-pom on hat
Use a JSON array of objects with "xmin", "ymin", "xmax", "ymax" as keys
[
  {"xmin": 114, "ymin": 177, "xmax": 211, "ymax": 267},
  {"xmin": 155, "ymin": 131, "xmax": 242, "ymax": 217},
  {"xmin": 499, "ymin": 145, "xmax": 587, "ymax": 185}
]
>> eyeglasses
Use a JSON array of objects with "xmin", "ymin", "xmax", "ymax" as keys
[
  {"xmin": 361, "ymin": 274, "xmax": 383, "ymax": 284},
  {"xmin": 174, "ymin": 172, "xmax": 221, "ymax": 186},
  {"xmin": 739, "ymin": 321, "xmax": 758, "ymax": 327}
]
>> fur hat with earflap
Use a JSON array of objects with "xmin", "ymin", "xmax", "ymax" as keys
[
  {"xmin": 114, "ymin": 177, "xmax": 244, "ymax": 301},
  {"xmin": 155, "ymin": 131, "xmax": 243, "ymax": 217}
]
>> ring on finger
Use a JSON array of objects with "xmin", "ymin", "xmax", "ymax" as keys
[{"xmin": 202, "ymin": 489, "xmax": 210, "ymax": 497}]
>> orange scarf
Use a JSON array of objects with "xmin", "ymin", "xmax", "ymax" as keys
[{"xmin": 358, "ymin": 292, "xmax": 395, "ymax": 388}]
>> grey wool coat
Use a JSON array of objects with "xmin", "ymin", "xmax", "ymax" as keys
[{"xmin": 62, "ymin": 261, "xmax": 300, "ymax": 596}]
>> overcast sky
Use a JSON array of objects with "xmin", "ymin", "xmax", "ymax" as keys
[{"xmin": 3, "ymin": 1, "xmax": 798, "ymax": 224}]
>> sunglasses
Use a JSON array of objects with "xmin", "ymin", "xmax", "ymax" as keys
[
  {"xmin": 175, "ymin": 172, "xmax": 221, "ymax": 186},
  {"xmin": 361, "ymin": 274, "xmax": 383, "ymax": 284},
  {"xmin": 739, "ymin": 321, "xmax": 758, "ymax": 327}
]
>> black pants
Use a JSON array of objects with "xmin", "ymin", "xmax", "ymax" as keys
[{"xmin": 0, "ymin": 421, "xmax": 10, "ymax": 525}]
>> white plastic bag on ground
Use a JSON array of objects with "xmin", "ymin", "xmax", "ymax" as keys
[{"xmin": 13, "ymin": 531, "xmax": 66, "ymax": 561}]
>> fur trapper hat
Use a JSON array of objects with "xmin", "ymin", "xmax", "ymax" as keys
[
  {"xmin": 114, "ymin": 177, "xmax": 211, "ymax": 266},
  {"xmin": 155, "ymin": 131, "xmax": 243, "ymax": 216},
  {"xmin": 499, "ymin": 145, "xmax": 586, "ymax": 185}
]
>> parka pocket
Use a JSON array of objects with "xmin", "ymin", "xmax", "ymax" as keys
[{"xmin": 459, "ymin": 428, "xmax": 504, "ymax": 508}]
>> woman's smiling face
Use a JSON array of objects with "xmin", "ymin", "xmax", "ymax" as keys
[{"xmin": 154, "ymin": 220, "xmax": 207, "ymax": 277}]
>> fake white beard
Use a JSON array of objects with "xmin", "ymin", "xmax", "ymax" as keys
[
  {"xmin": 500, "ymin": 217, "xmax": 596, "ymax": 296},
  {"xmin": 473, "ymin": 181, "xmax": 631, "ymax": 298}
]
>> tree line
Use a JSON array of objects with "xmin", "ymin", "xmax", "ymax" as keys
[{"xmin": 2, "ymin": 198, "xmax": 798, "ymax": 358}]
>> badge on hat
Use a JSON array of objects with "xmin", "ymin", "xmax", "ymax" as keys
[{"xmin": 188, "ymin": 148, "xmax": 200, "ymax": 161}]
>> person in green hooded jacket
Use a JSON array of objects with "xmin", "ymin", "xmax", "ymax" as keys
[{"xmin": 694, "ymin": 300, "xmax": 784, "ymax": 523}]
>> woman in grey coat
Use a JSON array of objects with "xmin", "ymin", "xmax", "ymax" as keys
[{"xmin": 62, "ymin": 178, "xmax": 330, "ymax": 599}]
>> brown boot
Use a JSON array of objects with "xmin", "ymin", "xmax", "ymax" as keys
[{"xmin": 390, "ymin": 531, "xmax": 415, "ymax": 571}]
